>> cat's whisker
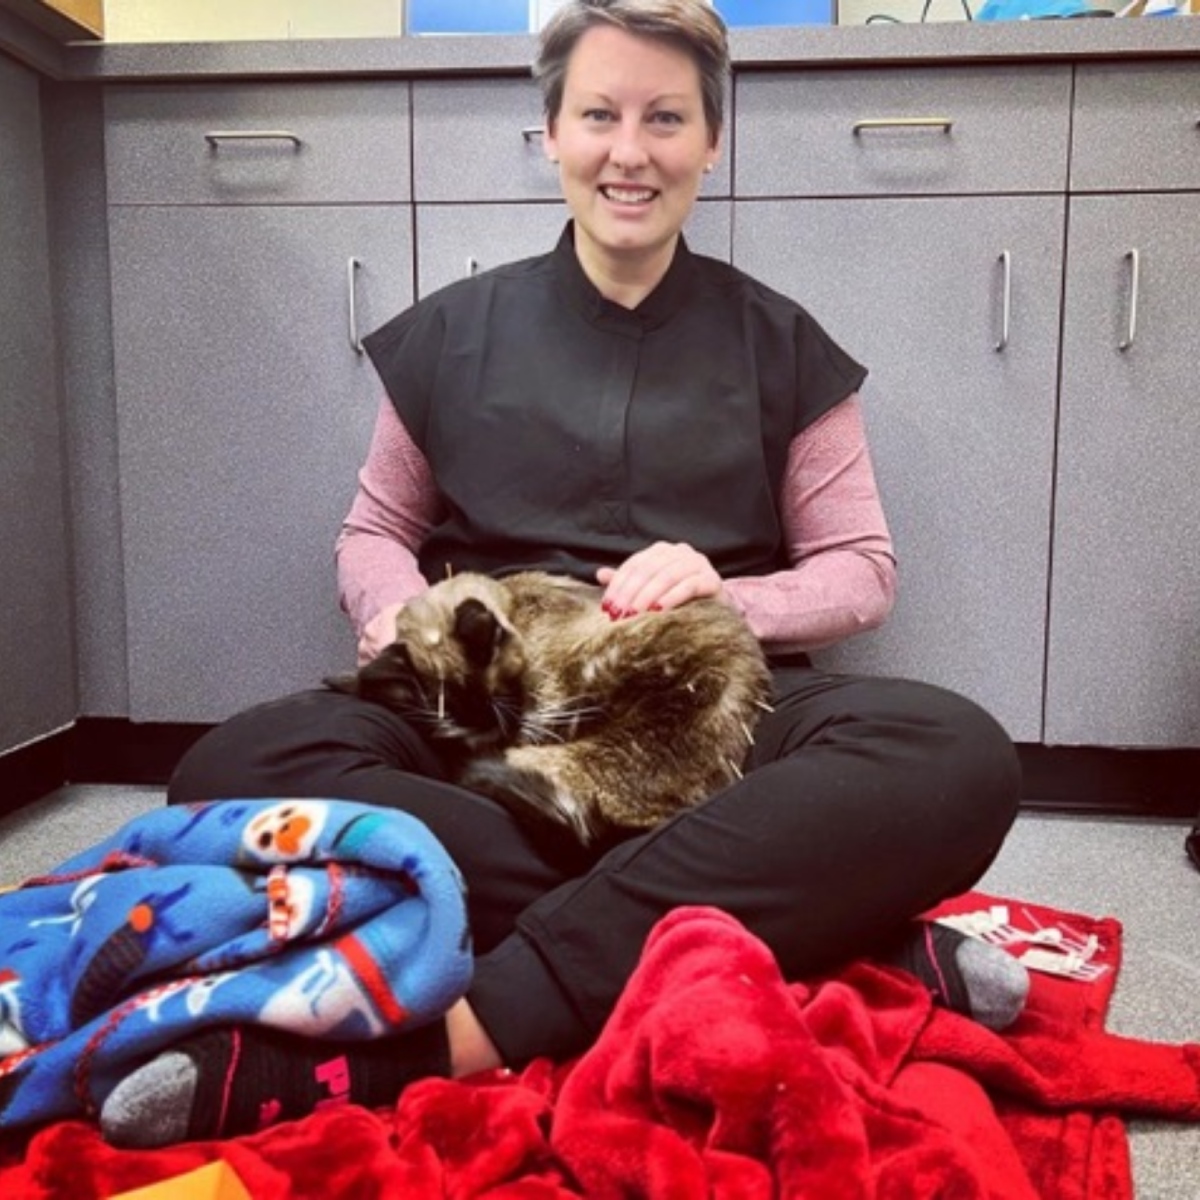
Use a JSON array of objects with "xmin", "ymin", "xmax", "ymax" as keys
[
  {"xmin": 520, "ymin": 723, "xmax": 566, "ymax": 746},
  {"xmin": 545, "ymin": 706, "xmax": 605, "ymax": 725},
  {"xmin": 492, "ymin": 699, "xmax": 522, "ymax": 742},
  {"xmin": 753, "ymin": 699, "xmax": 775, "ymax": 713},
  {"xmin": 437, "ymin": 672, "xmax": 446, "ymax": 721},
  {"xmin": 519, "ymin": 696, "xmax": 607, "ymax": 747},
  {"xmin": 726, "ymin": 759, "xmax": 744, "ymax": 781},
  {"xmin": 741, "ymin": 720, "xmax": 756, "ymax": 746}
]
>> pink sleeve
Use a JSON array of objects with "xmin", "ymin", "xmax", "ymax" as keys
[
  {"xmin": 723, "ymin": 394, "xmax": 897, "ymax": 652},
  {"xmin": 335, "ymin": 397, "xmax": 442, "ymax": 635}
]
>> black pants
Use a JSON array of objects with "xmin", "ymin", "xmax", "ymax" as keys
[{"xmin": 169, "ymin": 667, "xmax": 1021, "ymax": 1066}]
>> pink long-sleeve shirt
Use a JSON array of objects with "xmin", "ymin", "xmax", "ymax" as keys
[{"xmin": 336, "ymin": 392, "xmax": 896, "ymax": 655}]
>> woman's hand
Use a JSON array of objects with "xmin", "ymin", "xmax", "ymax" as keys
[
  {"xmin": 357, "ymin": 600, "xmax": 406, "ymax": 666},
  {"xmin": 597, "ymin": 542, "xmax": 726, "ymax": 618}
]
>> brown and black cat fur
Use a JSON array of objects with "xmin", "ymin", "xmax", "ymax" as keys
[{"xmin": 327, "ymin": 571, "xmax": 772, "ymax": 847}]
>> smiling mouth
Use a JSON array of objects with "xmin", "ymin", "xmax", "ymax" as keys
[{"xmin": 599, "ymin": 184, "xmax": 658, "ymax": 205}]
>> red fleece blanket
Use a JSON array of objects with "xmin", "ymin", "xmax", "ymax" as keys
[{"xmin": 1, "ymin": 893, "xmax": 1197, "ymax": 1198}]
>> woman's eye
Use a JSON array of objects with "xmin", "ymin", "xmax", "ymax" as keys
[
  {"xmin": 649, "ymin": 111, "xmax": 683, "ymax": 126},
  {"xmin": 583, "ymin": 109, "xmax": 614, "ymax": 123}
]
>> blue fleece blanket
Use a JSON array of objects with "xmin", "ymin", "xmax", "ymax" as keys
[{"xmin": 0, "ymin": 798, "xmax": 471, "ymax": 1129}]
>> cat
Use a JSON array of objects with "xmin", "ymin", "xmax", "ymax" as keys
[{"xmin": 327, "ymin": 571, "xmax": 773, "ymax": 847}]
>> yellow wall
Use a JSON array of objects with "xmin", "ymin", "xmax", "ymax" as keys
[{"xmin": 102, "ymin": 0, "xmax": 403, "ymax": 42}]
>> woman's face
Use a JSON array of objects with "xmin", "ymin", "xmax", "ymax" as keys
[{"xmin": 544, "ymin": 24, "xmax": 720, "ymax": 289}]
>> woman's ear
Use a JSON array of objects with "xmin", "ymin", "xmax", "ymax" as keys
[
  {"xmin": 705, "ymin": 128, "xmax": 724, "ymax": 172},
  {"xmin": 543, "ymin": 116, "xmax": 560, "ymax": 165}
]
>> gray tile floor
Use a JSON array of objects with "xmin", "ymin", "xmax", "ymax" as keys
[{"xmin": 2, "ymin": 788, "xmax": 1198, "ymax": 1193}]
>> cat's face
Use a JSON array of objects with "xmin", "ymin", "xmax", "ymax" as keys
[{"xmin": 339, "ymin": 576, "xmax": 530, "ymax": 752}]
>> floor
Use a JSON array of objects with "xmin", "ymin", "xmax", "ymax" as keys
[{"xmin": 1, "ymin": 786, "xmax": 1198, "ymax": 1193}]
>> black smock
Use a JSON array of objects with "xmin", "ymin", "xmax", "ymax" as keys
[{"xmin": 361, "ymin": 223, "xmax": 867, "ymax": 583}]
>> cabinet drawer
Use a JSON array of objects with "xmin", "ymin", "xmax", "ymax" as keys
[
  {"xmin": 412, "ymin": 78, "xmax": 732, "ymax": 202},
  {"xmin": 1072, "ymin": 63, "xmax": 1200, "ymax": 193},
  {"xmin": 735, "ymin": 65, "xmax": 1071, "ymax": 197},
  {"xmin": 105, "ymin": 82, "xmax": 411, "ymax": 205}
]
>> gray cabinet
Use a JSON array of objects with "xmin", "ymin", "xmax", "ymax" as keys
[
  {"xmin": 412, "ymin": 79, "xmax": 564, "ymax": 204},
  {"xmin": 1042, "ymin": 63, "xmax": 1200, "ymax": 748},
  {"xmin": 108, "ymin": 205, "xmax": 412, "ymax": 722},
  {"xmin": 84, "ymin": 55, "xmax": 1200, "ymax": 748},
  {"xmin": 732, "ymin": 65, "xmax": 1070, "ymax": 742},
  {"xmin": 0, "ymin": 55, "xmax": 76, "ymax": 753},
  {"xmin": 734, "ymin": 197, "xmax": 1063, "ymax": 742},
  {"xmin": 104, "ymin": 81, "xmax": 414, "ymax": 722},
  {"xmin": 735, "ymin": 65, "xmax": 1071, "ymax": 198},
  {"xmin": 106, "ymin": 82, "xmax": 412, "ymax": 205},
  {"xmin": 1069, "ymin": 63, "xmax": 1200, "ymax": 194},
  {"xmin": 1045, "ymin": 194, "xmax": 1200, "ymax": 748}
]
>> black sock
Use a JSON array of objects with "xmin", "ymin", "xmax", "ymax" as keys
[
  {"xmin": 100, "ymin": 1020, "xmax": 449, "ymax": 1147},
  {"xmin": 878, "ymin": 920, "xmax": 1029, "ymax": 1030}
]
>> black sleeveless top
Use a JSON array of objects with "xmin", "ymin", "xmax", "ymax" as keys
[{"xmin": 362, "ymin": 223, "xmax": 867, "ymax": 584}]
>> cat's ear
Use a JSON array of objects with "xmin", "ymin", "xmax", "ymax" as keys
[
  {"xmin": 324, "ymin": 642, "xmax": 420, "ymax": 712},
  {"xmin": 453, "ymin": 598, "xmax": 506, "ymax": 670}
]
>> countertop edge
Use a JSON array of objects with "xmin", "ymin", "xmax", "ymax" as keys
[{"xmin": 35, "ymin": 18, "xmax": 1200, "ymax": 84}]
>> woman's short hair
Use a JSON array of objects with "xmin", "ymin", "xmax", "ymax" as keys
[{"xmin": 534, "ymin": 0, "xmax": 730, "ymax": 144}]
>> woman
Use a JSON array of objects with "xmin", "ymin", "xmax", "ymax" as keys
[{"xmin": 102, "ymin": 0, "xmax": 1023, "ymax": 1147}]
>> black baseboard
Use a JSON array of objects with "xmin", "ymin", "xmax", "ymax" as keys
[
  {"xmin": 2, "ymin": 720, "xmax": 1198, "ymax": 822},
  {"xmin": 0, "ymin": 719, "xmax": 210, "ymax": 817},
  {"xmin": 1, "ymin": 728, "xmax": 71, "ymax": 816},
  {"xmin": 1018, "ymin": 744, "xmax": 1200, "ymax": 820},
  {"xmin": 67, "ymin": 718, "xmax": 212, "ymax": 787}
]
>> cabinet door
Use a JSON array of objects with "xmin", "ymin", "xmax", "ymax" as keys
[
  {"xmin": 734, "ymin": 196, "xmax": 1064, "ymax": 741},
  {"xmin": 1045, "ymin": 194, "xmax": 1200, "ymax": 748},
  {"xmin": 109, "ymin": 205, "xmax": 413, "ymax": 722},
  {"xmin": 0, "ymin": 55, "xmax": 76, "ymax": 753}
]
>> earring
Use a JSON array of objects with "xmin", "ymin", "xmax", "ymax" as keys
[
  {"xmin": 548, "ymin": 156, "xmax": 559, "ymax": 164},
  {"xmin": 704, "ymin": 162, "xmax": 714, "ymax": 173}
]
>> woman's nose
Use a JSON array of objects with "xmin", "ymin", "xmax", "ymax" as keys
[{"xmin": 608, "ymin": 119, "xmax": 650, "ymax": 171}]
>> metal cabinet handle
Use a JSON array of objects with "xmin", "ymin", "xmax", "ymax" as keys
[
  {"xmin": 995, "ymin": 250, "xmax": 1012, "ymax": 353},
  {"xmin": 203, "ymin": 130, "xmax": 303, "ymax": 149},
  {"xmin": 347, "ymin": 257, "xmax": 364, "ymax": 355},
  {"xmin": 851, "ymin": 117, "xmax": 954, "ymax": 136},
  {"xmin": 1118, "ymin": 249, "xmax": 1140, "ymax": 353},
  {"xmin": 521, "ymin": 126, "xmax": 546, "ymax": 142}
]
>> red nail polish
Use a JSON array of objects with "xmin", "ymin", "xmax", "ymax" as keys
[{"xmin": 649, "ymin": 603, "xmax": 663, "ymax": 613}]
